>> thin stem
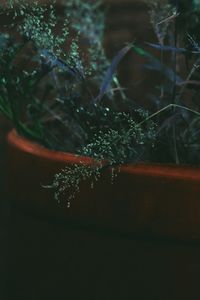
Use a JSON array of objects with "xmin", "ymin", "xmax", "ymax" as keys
[
  {"xmin": 172, "ymin": 0, "xmax": 179, "ymax": 163},
  {"xmin": 113, "ymin": 76, "xmax": 127, "ymax": 101},
  {"xmin": 138, "ymin": 103, "xmax": 200, "ymax": 126},
  {"xmin": 176, "ymin": 57, "xmax": 200, "ymax": 102},
  {"xmin": 160, "ymin": 47, "xmax": 164, "ymax": 106}
]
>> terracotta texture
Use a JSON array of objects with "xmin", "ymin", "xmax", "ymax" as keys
[
  {"xmin": 5, "ymin": 129, "xmax": 200, "ymax": 240},
  {"xmin": 112, "ymin": 164, "xmax": 200, "ymax": 240}
]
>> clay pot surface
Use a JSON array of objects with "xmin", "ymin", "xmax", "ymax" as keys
[{"xmin": 5, "ymin": 129, "xmax": 200, "ymax": 240}]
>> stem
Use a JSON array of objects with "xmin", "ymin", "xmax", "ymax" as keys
[
  {"xmin": 172, "ymin": 125, "xmax": 179, "ymax": 164},
  {"xmin": 113, "ymin": 76, "xmax": 127, "ymax": 101},
  {"xmin": 160, "ymin": 46, "xmax": 164, "ymax": 107},
  {"xmin": 172, "ymin": 0, "xmax": 179, "ymax": 163},
  {"xmin": 138, "ymin": 103, "xmax": 200, "ymax": 126},
  {"xmin": 138, "ymin": 102, "xmax": 200, "ymax": 165},
  {"xmin": 177, "ymin": 57, "xmax": 200, "ymax": 102}
]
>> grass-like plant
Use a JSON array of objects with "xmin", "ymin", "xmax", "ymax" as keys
[
  {"xmin": 0, "ymin": 0, "xmax": 157, "ymax": 204},
  {"xmin": 134, "ymin": 0, "xmax": 200, "ymax": 166},
  {"xmin": 2, "ymin": 0, "xmax": 200, "ymax": 205}
]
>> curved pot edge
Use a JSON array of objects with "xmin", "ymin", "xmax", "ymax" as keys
[
  {"xmin": 7, "ymin": 129, "xmax": 97, "ymax": 165},
  {"xmin": 7, "ymin": 129, "xmax": 200, "ymax": 181}
]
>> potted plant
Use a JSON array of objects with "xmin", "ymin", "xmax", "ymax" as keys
[
  {"xmin": 1, "ymin": 0, "xmax": 156, "ymax": 230},
  {"xmin": 2, "ymin": 0, "xmax": 200, "ymax": 240}
]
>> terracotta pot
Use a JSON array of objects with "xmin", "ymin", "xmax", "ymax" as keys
[
  {"xmin": 111, "ymin": 164, "xmax": 200, "ymax": 240},
  {"xmin": 5, "ymin": 130, "xmax": 112, "ymax": 223},
  {"xmin": 5, "ymin": 129, "xmax": 200, "ymax": 240}
]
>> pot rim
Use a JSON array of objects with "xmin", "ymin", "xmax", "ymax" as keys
[
  {"xmin": 7, "ymin": 129, "xmax": 97, "ymax": 165},
  {"xmin": 7, "ymin": 128, "xmax": 200, "ymax": 180}
]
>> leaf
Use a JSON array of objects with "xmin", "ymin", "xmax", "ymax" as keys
[
  {"xmin": 39, "ymin": 50, "xmax": 83, "ymax": 79},
  {"xmin": 145, "ymin": 42, "xmax": 187, "ymax": 53},
  {"xmin": 95, "ymin": 44, "xmax": 132, "ymax": 102},
  {"xmin": 133, "ymin": 46, "xmax": 151, "ymax": 58},
  {"xmin": 144, "ymin": 63, "xmax": 183, "ymax": 84},
  {"xmin": 133, "ymin": 46, "xmax": 183, "ymax": 84},
  {"xmin": 146, "ymin": 42, "xmax": 200, "ymax": 54}
]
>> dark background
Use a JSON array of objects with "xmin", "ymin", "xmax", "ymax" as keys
[{"xmin": 1, "ymin": 1, "xmax": 200, "ymax": 299}]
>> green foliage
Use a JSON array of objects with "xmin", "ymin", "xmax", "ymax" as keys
[
  {"xmin": 19, "ymin": 3, "xmax": 69, "ymax": 54},
  {"xmin": 64, "ymin": 0, "xmax": 108, "ymax": 79},
  {"xmin": 135, "ymin": 0, "xmax": 200, "ymax": 165},
  {"xmin": 50, "ymin": 163, "xmax": 102, "ymax": 205},
  {"xmin": 4, "ymin": 0, "xmax": 200, "ymax": 204},
  {"xmin": 0, "ymin": 0, "xmax": 157, "ymax": 203},
  {"xmin": 80, "ymin": 110, "xmax": 156, "ymax": 164},
  {"xmin": 50, "ymin": 108, "xmax": 156, "ymax": 202}
]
